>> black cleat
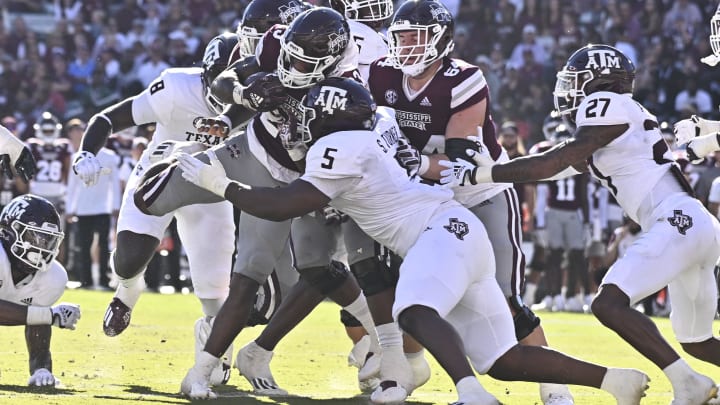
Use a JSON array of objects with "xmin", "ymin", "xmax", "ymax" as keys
[{"xmin": 103, "ymin": 297, "xmax": 132, "ymax": 337}]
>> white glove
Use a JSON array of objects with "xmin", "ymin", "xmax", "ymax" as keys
[
  {"xmin": 176, "ymin": 150, "xmax": 233, "ymax": 197},
  {"xmin": 686, "ymin": 133, "xmax": 720, "ymax": 164},
  {"xmin": 72, "ymin": 151, "xmax": 110, "ymax": 187},
  {"xmin": 438, "ymin": 157, "xmax": 479, "ymax": 187},
  {"xmin": 28, "ymin": 368, "xmax": 57, "ymax": 387},
  {"xmin": 674, "ymin": 115, "xmax": 720, "ymax": 145},
  {"xmin": 148, "ymin": 140, "xmax": 207, "ymax": 164},
  {"xmin": 50, "ymin": 303, "xmax": 81, "ymax": 330}
]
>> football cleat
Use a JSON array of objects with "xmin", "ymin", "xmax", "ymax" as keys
[
  {"xmin": 540, "ymin": 383, "xmax": 574, "ymax": 405},
  {"xmin": 358, "ymin": 351, "xmax": 381, "ymax": 392},
  {"xmin": 235, "ymin": 341, "xmax": 288, "ymax": 396},
  {"xmin": 180, "ymin": 366, "xmax": 217, "ymax": 399},
  {"xmin": 670, "ymin": 374, "xmax": 717, "ymax": 405},
  {"xmin": 370, "ymin": 380, "xmax": 408, "ymax": 405},
  {"xmin": 348, "ymin": 335, "xmax": 371, "ymax": 369},
  {"xmin": 194, "ymin": 317, "xmax": 233, "ymax": 386},
  {"xmin": 103, "ymin": 297, "xmax": 132, "ymax": 337},
  {"xmin": 601, "ymin": 368, "xmax": 649, "ymax": 405},
  {"xmin": 407, "ymin": 352, "xmax": 431, "ymax": 391}
]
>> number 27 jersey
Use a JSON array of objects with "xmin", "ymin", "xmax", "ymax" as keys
[{"xmin": 577, "ymin": 91, "xmax": 679, "ymax": 229}]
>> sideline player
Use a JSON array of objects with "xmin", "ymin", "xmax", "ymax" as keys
[
  {"xmin": 174, "ymin": 76, "xmax": 651, "ymax": 405},
  {"xmin": 72, "ymin": 33, "xmax": 240, "ymax": 384},
  {"xmin": 369, "ymin": 0, "xmax": 573, "ymax": 402},
  {"xmin": 0, "ymin": 194, "xmax": 81, "ymax": 387},
  {"xmin": 442, "ymin": 44, "xmax": 720, "ymax": 405}
]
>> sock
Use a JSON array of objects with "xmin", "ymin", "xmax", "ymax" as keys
[
  {"xmin": 523, "ymin": 283, "xmax": 538, "ymax": 304},
  {"xmin": 405, "ymin": 349, "xmax": 424, "ymax": 360},
  {"xmin": 343, "ymin": 294, "xmax": 380, "ymax": 352},
  {"xmin": 196, "ymin": 351, "xmax": 220, "ymax": 378},
  {"xmin": 663, "ymin": 358, "xmax": 694, "ymax": 389},
  {"xmin": 115, "ymin": 272, "xmax": 145, "ymax": 308},
  {"xmin": 376, "ymin": 322, "xmax": 403, "ymax": 349},
  {"xmin": 456, "ymin": 376, "xmax": 486, "ymax": 398},
  {"xmin": 200, "ymin": 298, "xmax": 224, "ymax": 317}
]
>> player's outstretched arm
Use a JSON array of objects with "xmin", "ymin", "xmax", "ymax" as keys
[
  {"xmin": 25, "ymin": 325, "xmax": 55, "ymax": 386},
  {"xmin": 176, "ymin": 152, "xmax": 330, "ymax": 221}
]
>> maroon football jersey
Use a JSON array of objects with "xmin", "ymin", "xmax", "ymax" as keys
[
  {"xmin": 369, "ymin": 57, "xmax": 502, "ymax": 160},
  {"xmin": 27, "ymin": 137, "xmax": 73, "ymax": 195},
  {"xmin": 238, "ymin": 25, "xmax": 363, "ymax": 172},
  {"xmin": 529, "ymin": 140, "xmax": 586, "ymax": 211}
]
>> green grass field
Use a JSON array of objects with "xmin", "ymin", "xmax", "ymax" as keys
[{"xmin": 0, "ymin": 289, "xmax": 716, "ymax": 404}]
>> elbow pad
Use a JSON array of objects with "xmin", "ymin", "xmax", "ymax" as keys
[{"xmin": 445, "ymin": 138, "xmax": 480, "ymax": 162}]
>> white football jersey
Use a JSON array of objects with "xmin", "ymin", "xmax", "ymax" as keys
[
  {"xmin": 131, "ymin": 67, "xmax": 225, "ymax": 169},
  {"xmin": 577, "ymin": 91, "xmax": 682, "ymax": 229},
  {"xmin": 0, "ymin": 245, "xmax": 66, "ymax": 307},
  {"xmin": 348, "ymin": 20, "xmax": 388, "ymax": 82},
  {"xmin": 301, "ymin": 106, "xmax": 457, "ymax": 257}
]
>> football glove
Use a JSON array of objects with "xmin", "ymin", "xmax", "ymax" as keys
[
  {"xmin": 0, "ymin": 146, "xmax": 37, "ymax": 184},
  {"xmin": 394, "ymin": 138, "xmax": 423, "ymax": 177},
  {"xmin": 28, "ymin": 368, "xmax": 56, "ymax": 387},
  {"xmin": 177, "ymin": 150, "xmax": 235, "ymax": 197},
  {"xmin": 674, "ymin": 115, "xmax": 720, "ymax": 145},
  {"xmin": 234, "ymin": 72, "xmax": 287, "ymax": 112},
  {"xmin": 72, "ymin": 151, "xmax": 111, "ymax": 187},
  {"xmin": 193, "ymin": 115, "xmax": 232, "ymax": 137},
  {"xmin": 322, "ymin": 206, "xmax": 349, "ymax": 225},
  {"xmin": 51, "ymin": 303, "xmax": 81, "ymax": 330},
  {"xmin": 686, "ymin": 133, "xmax": 720, "ymax": 164}
]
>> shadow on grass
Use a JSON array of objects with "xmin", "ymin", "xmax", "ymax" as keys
[
  {"xmin": 0, "ymin": 383, "xmax": 83, "ymax": 395},
  {"xmin": 89, "ymin": 384, "xmax": 438, "ymax": 404}
]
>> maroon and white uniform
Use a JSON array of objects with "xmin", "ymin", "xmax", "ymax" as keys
[
  {"xmin": 26, "ymin": 138, "xmax": 73, "ymax": 211},
  {"xmin": 369, "ymin": 56, "xmax": 525, "ymax": 297}
]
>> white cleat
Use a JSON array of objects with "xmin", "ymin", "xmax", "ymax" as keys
[
  {"xmin": 348, "ymin": 335, "xmax": 371, "ymax": 369},
  {"xmin": 540, "ymin": 383, "xmax": 574, "ymax": 405},
  {"xmin": 371, "ymin": 381, "xmax": 408, "ymax": 404},
  {"xmin": 180, "ymin": 366, "xmax": 217, "ymax": 400},
  {"xmin": 235, "ymin": 341, "xmax": 288, "ymax": 396},
  {"xmin": 670, "ymin": 374, "xmax": 717, "ymax": 405},
  {"xmin": 407, "ymin": 352, "xmax": 431, "ymax": 391},
  {"xmin": 531, "ymin": 295, "xmax": 554, "ymax": 312},
  {"xmin": 358, "ymin": 352, "xmax": 381, "ymax": 392},
  {"xmin": 602, "ymin": 368, "xmax": 650, "ymax": 405},
  {"xmin": 194, "ymin": 317, "xmax": 233, "ymax": 386},
  {"xmin": 705, "ymin": 386, "xmax": 720, "ymax": 405}
]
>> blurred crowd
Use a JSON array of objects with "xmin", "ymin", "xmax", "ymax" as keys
[{"xmin": 1, "ymin": 0, "xmax": 719, "ymax": 298}]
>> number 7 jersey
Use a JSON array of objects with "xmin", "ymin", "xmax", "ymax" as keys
[{"xmin": 577, "ymin": 91, "xmax": 683, "ymax": 230}]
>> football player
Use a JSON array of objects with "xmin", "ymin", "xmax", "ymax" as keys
[
  {"xmin": 530, "ymin": 124, "xmax": 590, "ymax": 313},
  {"xmin": 26, "ymin": 112, "xmax": 73, "ymax": 216},
  {"xmin": 442, "ymin": 44, "xmax": 720, "ymax": 404},
  {"xmin": 71, "ymin": 33, "xmax": 242, "ymax": 385},
  {"xmin": 175, "ymin": 76, "xmax": 651, "ymax": 405},
  {"xmin": 0, "ymin": 122, "xmax": 36, "ymax": 184},
  {"xmin": 0, "ymin": 194, "xmax": 81, "ymax": 387},
  {"xmin": 136, "ymin": 7, "xmax": 383, "ymax": 396},
  {"xmin": 368, "ymin": 0, "xmax": 572, "ymax": 402}
]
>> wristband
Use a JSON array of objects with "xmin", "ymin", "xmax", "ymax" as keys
[
  {"xmin": 232, "ymin": 85, "xmax": 245, "ymax": 105},
  {"xmin": 418, "ymin": 155, "xmax": 430, "ymax": 175},
  {"xmin": 472, "ymin": 166, "xmax": 493, "ymax": 183},
  {"xmin": 26, "ymin": 306, "xmax": 52, "ymax": 326}
]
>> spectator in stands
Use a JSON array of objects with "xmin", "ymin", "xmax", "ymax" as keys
[
  {"xmin": 135, "ymin": 37, "xmax": 169, "ymax": 87},
  {"xmin": 115, "ymin": 0, "xmax": 147, "ymax": 34},
  {"xmin": 53, "ymin": 0, "xmax": 84, "ymax": 22},
  {"xmin": 509, "ymin": 24, "xmax": 548, "ymax": 67},
  {"xmin": 68, "ymin": 44, "xmax": 95, "ymax": 97},
  {"xmin": 675, "ymin": 77, "xmax": 713, "ymax": 116}
]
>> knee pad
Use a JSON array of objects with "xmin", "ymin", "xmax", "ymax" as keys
[
  {"xmin": 509, "ymin": 296, "xmax": 541, "ymax": 341},
  {"xmin": 339, "ymin": 309, "xmax": 362, "ymax": 327},
  {"xmin": 349, "ymin": 257, "xmax": 398, "ymax": 296},
  {"xmin": 298, "ymin": 260, "xmax": 350, "ymax": 295}
]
